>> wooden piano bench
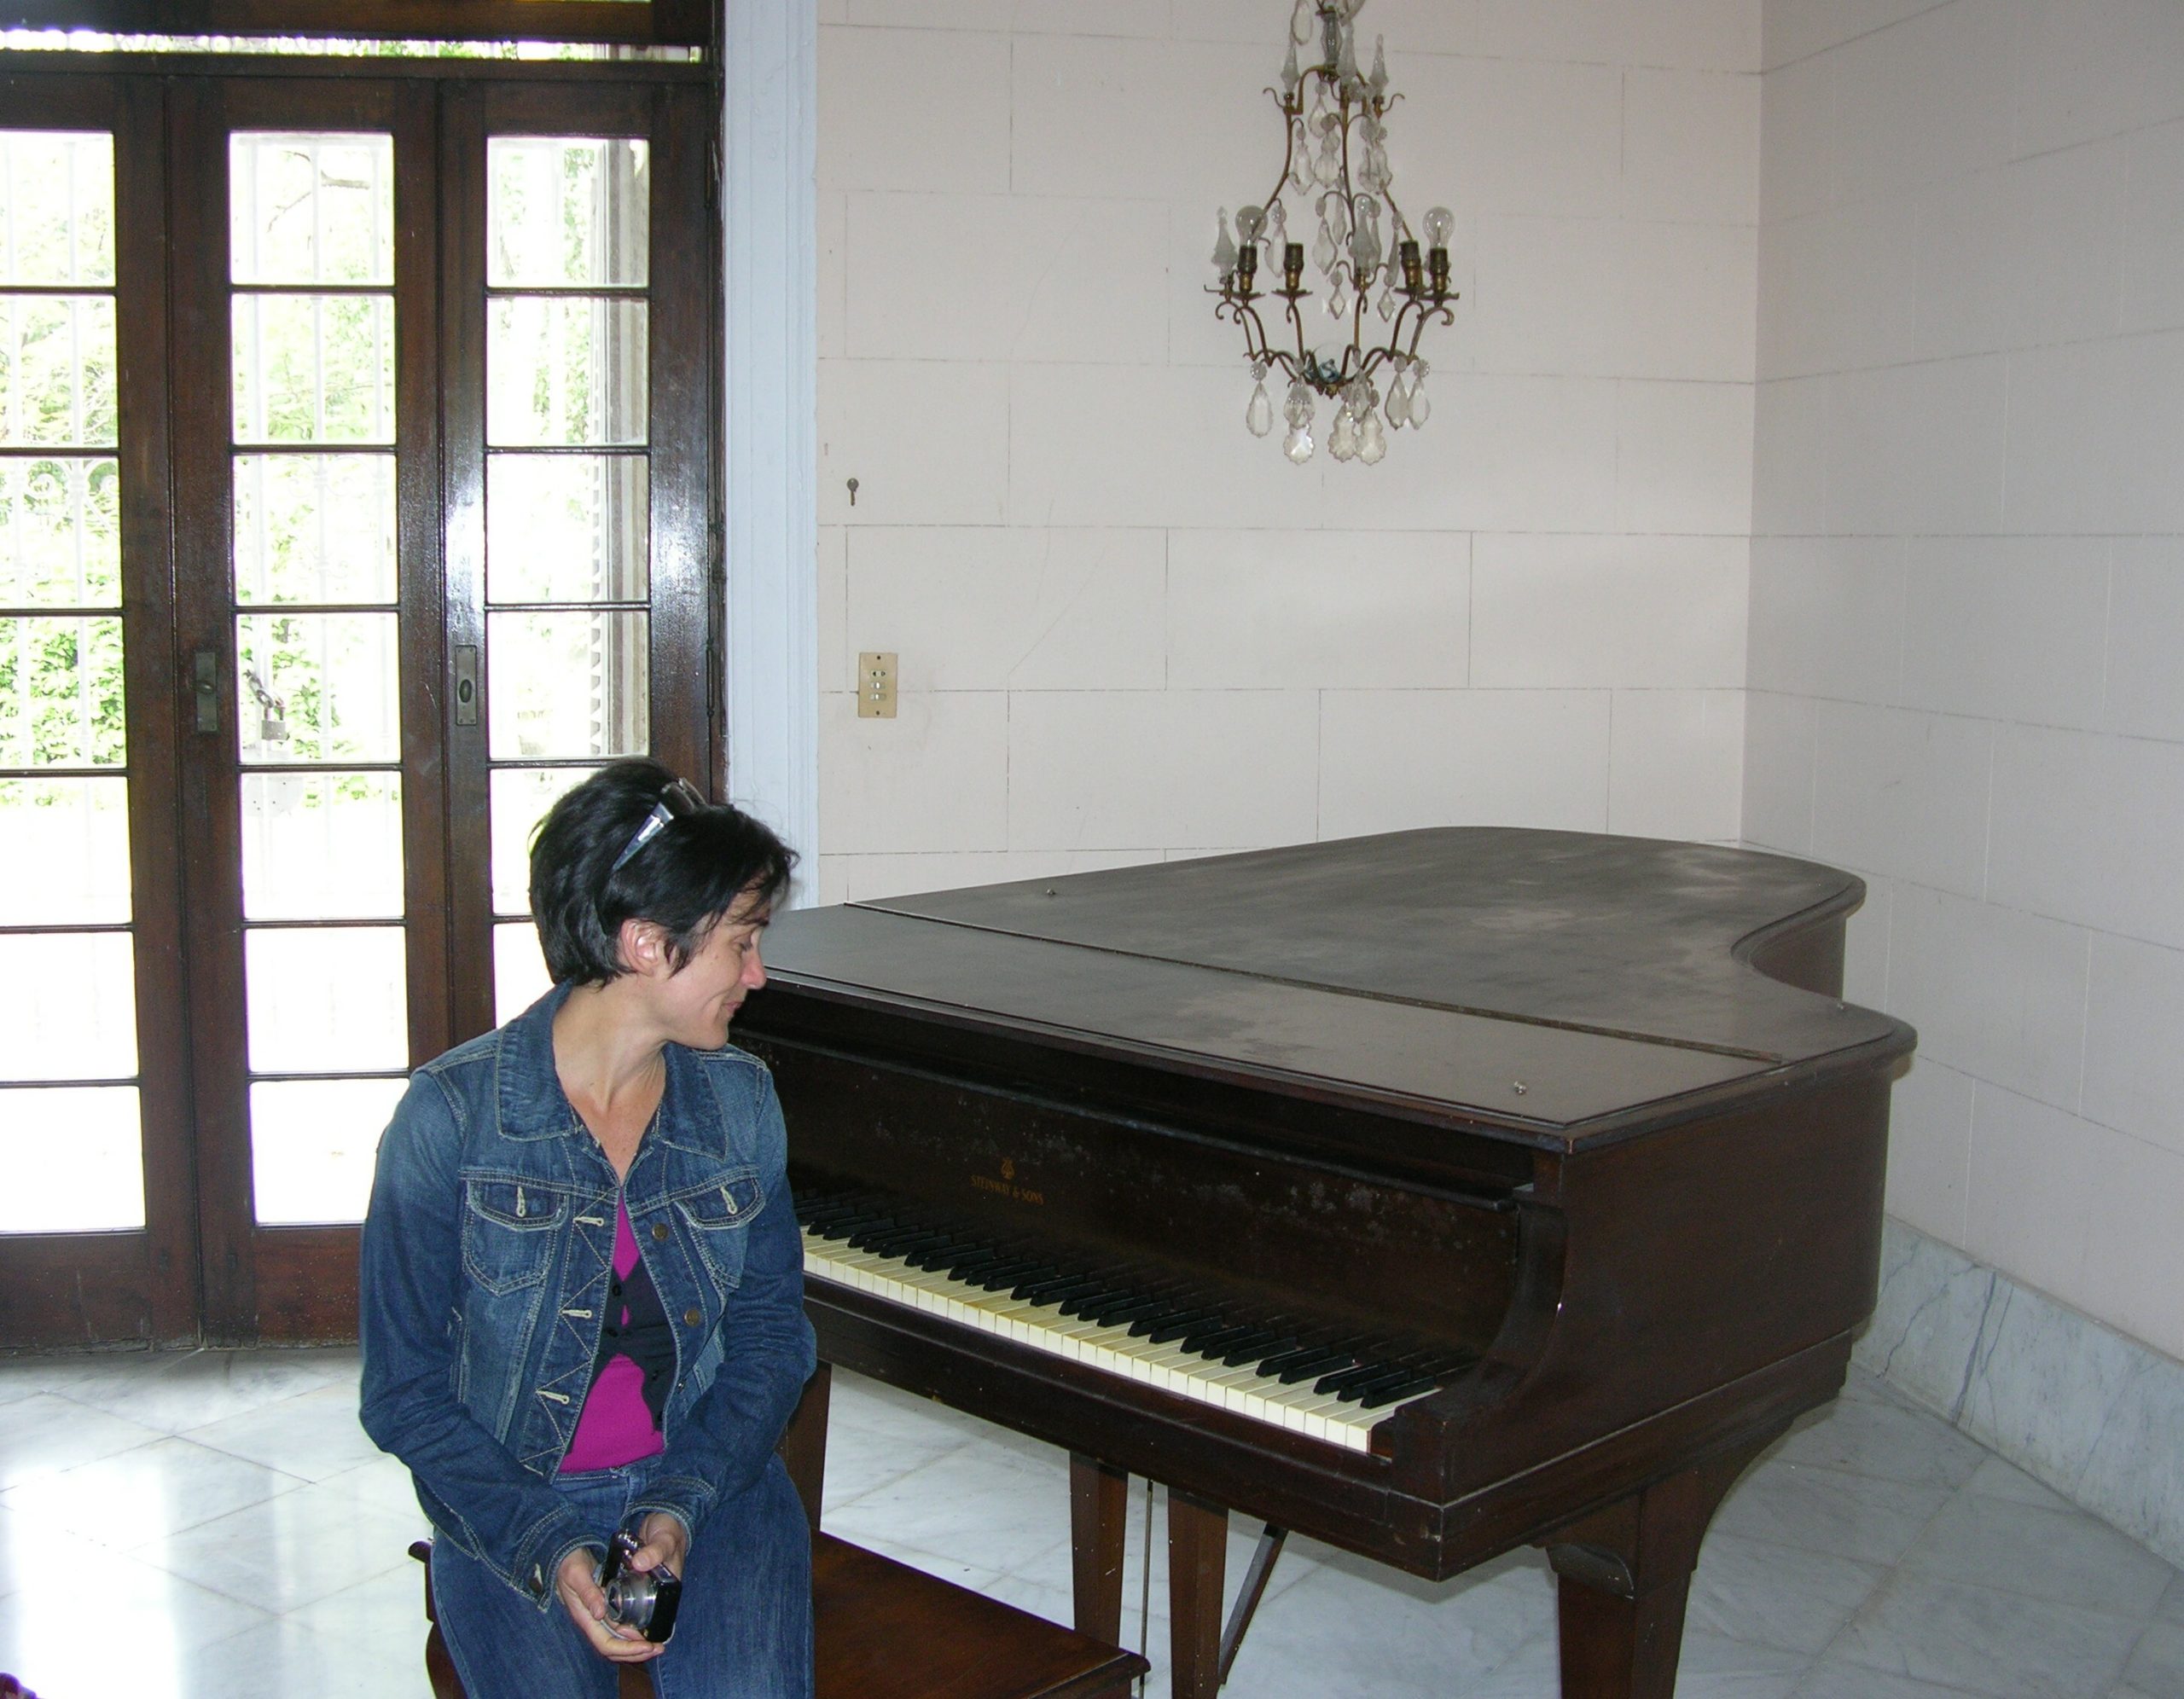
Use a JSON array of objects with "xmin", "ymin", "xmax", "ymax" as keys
[
  {"xmin": 406, "ymin": 1535, "xmax": 1143, "ymax": 1699},
  {"xmin": 408, "ymin": 1368, "xmax": 1144, "ymax": 1699}
]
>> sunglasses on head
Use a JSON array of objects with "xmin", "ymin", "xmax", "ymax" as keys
[{"xmin": 609, "ymin": 777, "xmax": 706, "ymax": 873}]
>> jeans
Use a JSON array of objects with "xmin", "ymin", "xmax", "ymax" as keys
[{"xmin": 431, "ymin": 1453, "xmax": 813, "ymax": 1699}]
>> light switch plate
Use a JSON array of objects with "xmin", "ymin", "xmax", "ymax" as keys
[{"xmin": 857, "ymin": 652, "xmax": 897, "ymax": 717}]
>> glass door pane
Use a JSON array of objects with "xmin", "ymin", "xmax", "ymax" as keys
[
  {"xmin": 482, "ymin": 136, "xmax": 652, "ymax": 1023},
  {"xmin": 228, "ymin": 130, "xmax": 405, "ymax": 1226},
  {"xmin": 0, "ymin": 129, "xmax": 144, "ymax": 1233}
]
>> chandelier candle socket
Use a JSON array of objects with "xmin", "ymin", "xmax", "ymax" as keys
[{"xmin": 1212, "ymin": 0, "xmax": 1458, "ymax": 463}]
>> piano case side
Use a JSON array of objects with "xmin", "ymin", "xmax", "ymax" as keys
[{"xmin": 1379, "ymin": 1060, "xmax": 1894, "ymax": 1573}]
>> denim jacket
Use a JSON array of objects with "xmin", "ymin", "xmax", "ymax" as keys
[{"xmin": 358, "ymin": 983, "xmax": 816, "ymax": 1608}]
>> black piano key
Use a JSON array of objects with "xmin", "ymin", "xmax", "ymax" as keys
[
  {"xmin": 1356, "ymin": 1372, "xmax": 1440, "ymax": 1410},
  {"xmin": 1144, "ymin": 1310, "xmax": 1223, "ymax": 1345},
  {"xmin": 871, "ymin": 1230, "xmax": 955, "ymax": 1261},
  {"xmin": 1056, "ymin": 1282, "xmax": 1138, "ymax": 1319},
  {"xmin": 845, "ymin": 1224, "xmax": 921, "ymax": 1254},
  {"xmin": 926, "ymin": 1243, "xmax": 1007, "ymax": 1274},
  {"xmin": 1333, "ymin": 1365, "xmax": 1426, "ymax": 1404},
  {"xmin": 847, "ymin": 1221, "xmax": 922, "ymax": 1248},
  {"xmin": 901, "ymin": 1239, "xmax": 969, "ymax": 1271},
  {"xmin": 929, "ymin": 1245, "xmax": 1006, "ymax": 1274},
  {"xmin": 807, "ymin": 1207, "xmax": 889, "ymax": 1238},
  {"xmin": 1196, "ymin": 1319, "xmax": 1275, "ymax": 1354},
  {"xmin": 973, "ymin": 1260, "xmax": 1048, "ymax": 1291},
  {"xmin": 1274, "ymin": 1346, "xmax": 1362, "ymax": 1384},
  {"xmin": 1178, "ymin": 1323, "xmax": 1261, "ymax": 1357},
  {"xmin": 1085, "ymin": 1292, "xmax": 1174, "ymax": 1327},
  {"xmin": 1196, "ymin": 1328, "xmax": 1283, "ymax": 1366},
  {"xmin": 1255, "ymin": 1340, "xmax": 1337, "ymax": 1376},
  {"xmin": 1400, "ymin": 1350, "xmax": 1475, "ymax": 1379},
  {"xmin": 1249, "ymin": 1336, "xmax": 1345, "ymax": 1380},
  {"xmin": 1124, "ymin": 1302, "xmax": 1201, "ymax": 1337},
  {"xmin": 1314, "ymin": 1360, "xmax": 1400, "ymax": 1398},
  {"xmin": 1223, "ymin": 1333, "xmax": 1298, "ymax": 1368},
  {"xmin": 1223, "ymin": 1327, "xmax": 1284, "ymax": 1362},
  {"xmin": 1048, "ymin": 1277, "xmax": 1104, "ymax": 1308},
  {"xmin": 1014, "ymin": 1272, "xmax": 1101, "ymax": 1304}
]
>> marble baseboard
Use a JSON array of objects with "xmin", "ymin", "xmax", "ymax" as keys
[{"xmin": 1856, "ymin": 1216, "xmax": 2184, "ymax": 1572}]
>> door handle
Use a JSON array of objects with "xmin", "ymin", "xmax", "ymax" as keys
[
  {"xmin": 193, "ymin": 648, "xmax": 220, "ymax": 734},
  {"xmin": 453, "ymin": 645, "xmax": 479, "ymax": 727}
]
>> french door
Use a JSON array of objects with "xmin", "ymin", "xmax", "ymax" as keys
[{"xmin": 0, "ymin": 59, "xmax": 718, "ymax": 1347}]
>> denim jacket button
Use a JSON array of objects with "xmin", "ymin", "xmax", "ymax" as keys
[
  {"xmin": 682, "ymin": 1308, "xmax": 701, "ymax": 1327},
  {"xmin": 651, "ymin": 1222, "xmax": 670, "ymax": 1242}
]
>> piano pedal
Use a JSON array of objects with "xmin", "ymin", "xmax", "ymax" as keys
[{"xmin": 1217, "ymin": 1523, "xmax": 1287, "ymax": 1688}]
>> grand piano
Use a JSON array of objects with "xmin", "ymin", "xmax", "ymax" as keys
[{"xmin": 735, "ymin": 829, "xmax": 1915, "ymax": 1697}]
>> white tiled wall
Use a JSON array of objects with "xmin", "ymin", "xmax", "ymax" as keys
[
  {"xmin": 1748, "ymin": 0, "xmax": 2184, "ymax": 1360},
  {"xmin": 814, "ymin": 1, "xmax": 1761, "ymax": 902}
]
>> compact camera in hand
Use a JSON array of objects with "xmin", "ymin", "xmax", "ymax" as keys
[{"xmin": 597, "ymin": 1528, "xmax": 682, "ymax": 1644}]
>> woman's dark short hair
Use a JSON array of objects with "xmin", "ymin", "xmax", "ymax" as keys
[{"xmin": 529, "ymin": 758, "xmax": 796, "ymax": 987}]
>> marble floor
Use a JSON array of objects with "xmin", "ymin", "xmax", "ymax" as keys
[{"xmin": 0, "ymin": 1350, "xmax": 2177, "ymax": 1698}]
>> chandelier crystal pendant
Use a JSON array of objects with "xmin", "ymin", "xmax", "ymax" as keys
[{"xmin": 1213, "ymin": 0, "xmax": 1458, "ymax": 464}]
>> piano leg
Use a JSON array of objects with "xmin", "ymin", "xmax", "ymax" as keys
[
  {"xmin": 1540, "ymin": 1433, "xmax": 1779, "ymax": 1698},
  {"xmin": 1069, "ymin": 1452, "xmax": 1130, "ymax": 1644},
  {"xmin": 1166, "ymin": 1487, "xmax": 1228, "ymax": 1699}
]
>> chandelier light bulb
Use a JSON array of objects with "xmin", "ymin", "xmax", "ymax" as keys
[
  {"xmin": 1423, "ymin": 205, "xmax": 1455, "ymax": 249},
  {"xmin": 1235, "ymin": 205, "xmax": 1265, "ymax": 245}
]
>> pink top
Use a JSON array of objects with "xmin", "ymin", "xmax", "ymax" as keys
[{"xmin": 560, "ymin": 1197, "xmax": 667, "ymax": 1472}]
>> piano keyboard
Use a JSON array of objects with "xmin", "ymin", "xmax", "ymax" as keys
[{"xmin": 795, "ymin": 1191, "xmax": 1461, "ymax": 1454}]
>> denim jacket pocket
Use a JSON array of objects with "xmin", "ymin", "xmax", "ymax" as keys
[
  {"xmin": 671, "ymin": 1168, "xmax": 764, "ymax": 1290},
  {"xmin": 461, "ymin": 1177, "xmax": 567, "ymax": 1296}
]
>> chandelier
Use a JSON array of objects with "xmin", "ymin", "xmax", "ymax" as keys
[{"xmin": 1211, "ymin": 0, "xmax": 1457, "ymax": 465}]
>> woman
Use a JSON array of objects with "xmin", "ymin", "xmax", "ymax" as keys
[{"xmin": 361, "ymin": 760, "xmax": 816, "ymax": 1698}]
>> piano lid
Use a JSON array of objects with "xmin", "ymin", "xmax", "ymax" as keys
[{"xmin": 757, "ymin": 830, "xmax": 1914, "ymax": 1145}]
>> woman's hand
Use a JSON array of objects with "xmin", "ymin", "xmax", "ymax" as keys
[
  {"xmin": 625, "ymin": 1511, "xmax": 690, "ymax": 1578},
  {"xmin": 555, "ymin": 1545, "xmax": 663, "ymax": 1663}
]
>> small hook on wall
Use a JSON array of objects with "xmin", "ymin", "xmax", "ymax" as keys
[{"xmin": 846, "ymin": 477, "xmax": 859, "ymax": 507}]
